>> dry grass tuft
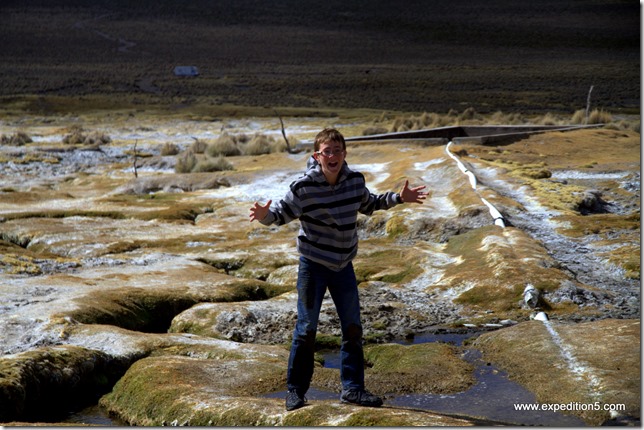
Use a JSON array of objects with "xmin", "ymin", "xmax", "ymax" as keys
[
  {"xmin": 160, "ymin": 142, "xmax": 180, "ymax": 156},
  {"xmin": 244, "ymin": 134, "xmax": 277, "ymax": 155},
  {"xmin": 175, "ymin": 151, "xmax": 197, "ymax": 173},
  {"xmin": 62, "ymin": 127, "xmax": 111, "ymax": 145},
  {"xmin": 1, "ymin": 131, "xmax": 32, "ymax": 146},
  {"xmin": 587, "ymin": 108, "xmax": 613, "ymax": 124},
  {"xmin": 190, "ymin": 138, "xmax": 208, "ymax": 154},
  {"xmin": 571, "ymin": 108, "xmax": 614, "ymax": 125},
  {"xmin": 364, "ymin": 109, "xmax": 637, "ymax": 135},
  {"xmin": 207, "ymin": 133, "xmax": 242, "ymax": 157},
  {"xmin": 193, "ymin": 156, "xmax": 234, "ymax": 172}
]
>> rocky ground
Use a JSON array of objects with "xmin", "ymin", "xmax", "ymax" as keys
[
  {"xmin": 0, "ymin": 0, "xmax": 639, "ymax": 426},
  {"xmin": 0, "ymin": 112, "xmax": 639, "ymax": 426}
]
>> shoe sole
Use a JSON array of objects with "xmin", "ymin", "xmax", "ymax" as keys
[
  {"xmin": 286, "ymin": 400, "xmax": 306, "ymax": 411},
  {"xmin": 340, "ymin": 399, "xmax": 383, "ymax": 407}
]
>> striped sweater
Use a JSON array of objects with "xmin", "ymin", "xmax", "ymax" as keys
[{"xmin": 260, "ymin": 162, "xmax": 401, "ymax": 271}]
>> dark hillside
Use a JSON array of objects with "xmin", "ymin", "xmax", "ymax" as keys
[{"xmin": 0, "ymin": 0, "xmax": 639, "ymax": 113}]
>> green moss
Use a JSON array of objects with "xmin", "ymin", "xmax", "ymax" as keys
[
  {"xmin": 363, "ymin": 332, "xmax": 389, "ymax": 344},
  {"xmin": 354, "ymin": 247, "xmax": 423, "ymax": 284},
  {"xmin": 2, "ymin": 210, "xmax": 126, "ymax": 221},
  {"xmin": 455, "ymin": 283, "xmax": 524, "ymax": 311},
  {"xmin": 557, "ymin": 212, "xmax": 640, "ymax": 238},
  {"xmin": 100, "ymin": 359, "xmax": 186, "ymax": 426},
  {"xmin": 0, "ymin": 345, "xmax": 125, "ymax": 422},
  {"xmin": 315, "ymin": 334, "xmax": 341, "ymax": 349},
  {"xmin": 438, "ymin": 226, "xmax": 570, "ymax": 313},
  {"xmin": 474, "ymin": 320, "xmax": 640, "ymax": 425},
  {"xmin": 342, "ymin": 409, "xmax": 413, "ymax": 427},
  {"xmin": 363, "ymin": 342, "xmax": 475, "ymax": 394},
  {"xmin": 0, "ymin": 253, "xmax": 42, "ymax": 275},
  {"xmin": 281, "ymin": 404, "xmax": 339, "ymax": 426},
  {"xmin": 385, "ymin": 214, "xmax": 408, "ymax": 237}
]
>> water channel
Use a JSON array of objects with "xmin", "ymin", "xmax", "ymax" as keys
[{"xmin": 263, "ymin": 331, "xmax": 586, "ymax": 426}]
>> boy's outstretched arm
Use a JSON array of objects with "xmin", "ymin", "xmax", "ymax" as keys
[
  {"xmin": 399, "ymin": 180, "xmax": 428, "ymax": 204},
  {"xmin": 249, "ymin": 199, "xmax": 272, "ymax": 222}
]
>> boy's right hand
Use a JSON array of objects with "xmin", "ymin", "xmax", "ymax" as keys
[{"xmin": 249, "ymin": 200, "xmax": 272, "ymax": 222}]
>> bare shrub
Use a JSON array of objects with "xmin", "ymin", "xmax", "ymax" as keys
[
  {"xmin": 160, "ymin": 142, "xmax": 180, "ymax": 156},
  {"xmin": 207, "ymin": 133, "xmax": 241, "ymax": 157},
  {"xmin": 418, "ymin": 112, "xmax": 433, "ymax": 127},
  {"xmin": 175, "ymin": 151, "xmax": 197, "ymax": 173},
  {"xmin": 389, "ymin": 116, "xmax": 412, "ymax": 132},
  {"xmin": 388, "ymin": 110, "xmax": 466, "ymax": 132}
]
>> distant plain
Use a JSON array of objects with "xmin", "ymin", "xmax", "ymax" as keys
[{"xmin": 0, "ymin": 0, "xmax": 639, "ymax": 117}]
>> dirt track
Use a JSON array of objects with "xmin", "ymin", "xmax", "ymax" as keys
[{"xmin": 1, "ymin": 0, "xmax": 639, "ymax": 114}]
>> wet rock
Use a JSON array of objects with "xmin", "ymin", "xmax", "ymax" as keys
[
  {"xmin": 265, "ymin": 264, "xmax": 299, "ymax": 286},
  {"xmin": 576, "ymin": 189, "xmax": 613, "ymax": 214},
  {"xmin": 170, "ymin": 292, "xmax": 299, "ymax": 344},
  {"xmin": 0, "ymin": 345, "xmax": 128, "ymax": 422}
]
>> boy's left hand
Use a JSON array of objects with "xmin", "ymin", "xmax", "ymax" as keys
[{"xmin": 400, "ymin": 180, "xmax": 428, "ymax": 204}]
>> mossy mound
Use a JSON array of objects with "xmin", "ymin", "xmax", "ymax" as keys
[
  {"xmin": 99, "ymin": 348, "xmax": 479, "ymax": 426},
  {"xmin": 0, "ymin": 345, "xmax": 127, "ymax": 422},
  {"xmin": 473, "ymin": 319, "xmax": 640, "ymax": 425},
  {"xmin": 364, "ymin": 342, "xmax": 475, "ymax": 394},
  {"xmin": 434, "ymin": 225, "xmax": 570, "ymax": 316}
]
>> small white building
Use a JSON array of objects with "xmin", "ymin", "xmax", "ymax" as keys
[{"xmin": 173, "ymin": 66, "xmax": 199, "ymax": 77}]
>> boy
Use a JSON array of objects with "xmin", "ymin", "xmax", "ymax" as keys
[{"xmin": 249, "ymin": 128, "xmax": 427, "ymax": 411}]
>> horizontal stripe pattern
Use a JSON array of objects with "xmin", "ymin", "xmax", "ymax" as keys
[{"xmin": 261, "ymin": 164, "xmax": 400, "ymax": 271}]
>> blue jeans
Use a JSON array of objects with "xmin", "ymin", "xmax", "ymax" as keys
[{"xmin": 286, "ymin": 256, "xmax": 365, "ymax": 395}]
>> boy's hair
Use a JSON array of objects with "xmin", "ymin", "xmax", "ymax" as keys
[{"xmin": 314, "ymin": 128, "xmax": 346, "ymax": 152}]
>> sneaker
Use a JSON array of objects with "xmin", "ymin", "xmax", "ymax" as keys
[
  {"xmin": 285, "ymin": 390, "xmax": 306, "ymax": 411},
  {"xmin": 340, "ymin": 388, "xmax": 383, "ymax": 407}
]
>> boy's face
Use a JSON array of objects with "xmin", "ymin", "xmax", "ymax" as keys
[{"xmin": 314, "ymin": 139, "xmax": 346, "ymax": 183}]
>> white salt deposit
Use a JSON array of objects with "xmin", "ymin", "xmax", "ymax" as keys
[{"xmin": 552, "ymin": 170, "xmax": 629, "ymax": 180}]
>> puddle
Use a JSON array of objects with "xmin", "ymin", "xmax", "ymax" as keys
[
  {"xmin": 61, "ymin": 404, "xmax": 126, "ymax": 426},
  {"xmin": 386, "ymin": 348, "xmax": 585, "ymax": 426},
  {"xmin": 266, "ymin": 332, "xmax": 586, "ymax": 426}
]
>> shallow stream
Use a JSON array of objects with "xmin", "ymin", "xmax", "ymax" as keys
[{"xmin": 264, "ymin": 332, "xmax": 586, "ymax": 426}]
